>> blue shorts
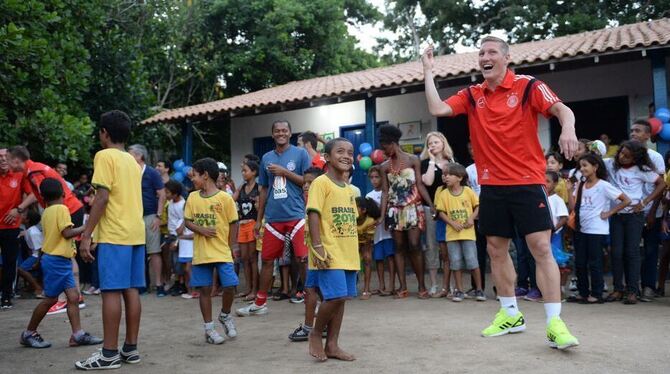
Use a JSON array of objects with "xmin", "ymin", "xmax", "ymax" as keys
[
  {"xmin": 305, "ymin": 269, "xmax": 318, "ymax": 289},
  {"xmin": 178, "ymin": 257, "xmax": 192, "ymax": 264},
  {"xmin": 19, "ymin": 256, "xmax": 39, "ymax": 272},
  {"xmin": 190, "ymin": 262, "xmax": 239, "ymax": 288},
  {"xmin": 435, "ymin": 220, "xmax": 447, "ymax": 242},
  {"xmin": 41, "ymin": 254, "xmax": 75, "ymax": 298},
  {"xmin": 316, "ymin": 269, "xmax": 357, "ymax": 300},
  {"xmin": 98, "ymin": 244, "xmax": 146, "ymax": 291},
  {"xmin": 373, "ymin": 239, "xmax": 395, "ymax": 261}
]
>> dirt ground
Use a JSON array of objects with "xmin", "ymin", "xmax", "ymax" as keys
[{"xmin": 1, "ymin": 275, "xmax": 669, "ymax": 374}]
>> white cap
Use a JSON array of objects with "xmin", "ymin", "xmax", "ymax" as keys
[
  {"xmin": 217, "ymin": 162, "xmax": 227, "ymax": 171},
  {"xmin": 590, "ymin": 140, "xmax": 607, "ymax": 156}
]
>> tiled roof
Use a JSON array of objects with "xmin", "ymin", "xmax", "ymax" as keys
[{"xmin": 142, "ymin": 18, "xmax": 670, "ymax": 125}]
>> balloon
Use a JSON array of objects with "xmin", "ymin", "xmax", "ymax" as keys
[
  {"xmin": 173, "ymin": 159, "xmax": 185, "ymax": 172},
  {"xmin": 359, "ymin": 156, "xmax": 373, "ymax": 170},
  {"xmin": 371, "ymin": 149, "xmax": 385, "ymax": 164},
  {"xmin": 649, "ymin": 117, "xmax": 663, "ymax": 135},
  {"xmin": 182, "ymin": 165, "xmax": 192, "ymax": 176},
  {"xmin": 655, "ymin": 107, "xmax": 670, "ymax": 123},
  {"xmin": 172, "ymin": 171, "xmax": 185, "ymax": 182},
  {"xmin": 659, "ymin": 122, "xmax": 670, "ymax": 141},
  {"xmin": 359, "ymin": 142, "xmax": 372, "ymax": 157}
]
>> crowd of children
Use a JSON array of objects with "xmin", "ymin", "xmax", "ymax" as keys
[{"xmin": 2, "ymin": 115, "xmax": 670, "ymax": 367}]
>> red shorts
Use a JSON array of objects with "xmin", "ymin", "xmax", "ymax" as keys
[{"xmin": 261, "ymin": 219, "xmax": 307, "ymax": 261}]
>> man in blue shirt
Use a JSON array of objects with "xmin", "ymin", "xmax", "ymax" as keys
[
  {"xmin": 237, "ymin": 120, "xmax": 310, "ymax": 317},
  {"xmin": 128, "ymin": 144, "xmax": 167, "ymax": 297}
]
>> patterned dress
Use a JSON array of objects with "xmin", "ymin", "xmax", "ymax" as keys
[{"xmin": 386, "ymin": 167, "xmax": 425, "ymax": 231}]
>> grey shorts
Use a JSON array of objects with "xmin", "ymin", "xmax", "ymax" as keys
[
  {"xmin": 447, "ymin": 240, "xmax": 478, "ymax": 271},
  {"xmin": 144, "ymin": 214, "xmax": 162, "ymax": 255}
]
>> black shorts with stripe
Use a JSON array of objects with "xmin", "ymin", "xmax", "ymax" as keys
[{"xmin": 478, "ymin": 185, "xmax": 553, "ymax": 238}]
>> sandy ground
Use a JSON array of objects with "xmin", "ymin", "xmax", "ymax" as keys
[{"xmin": 1, "ymin": 275, "xmax": 669, "ymax": 374}]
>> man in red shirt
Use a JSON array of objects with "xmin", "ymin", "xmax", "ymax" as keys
[
  {"xmin": 0, "ymin": 145, "xmax": 34, "ymax": 309},
  {"xmin": 423, "ymin": 36, "xmax": 580, "ymax": 349},
  {"xmin": 298, "ymin": 131, "xmax": 326, "ymax": 170}
]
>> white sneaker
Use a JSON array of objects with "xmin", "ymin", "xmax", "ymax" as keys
[
  {"xmin": 205, "ymin": 329, "xmax": 225, "ymax": 344},
  {"xmin": 236, "ymin": 303, "xmax": 268, "ymax": 317},
  {"xmin": 642, "ymin": 287, "xmax": 656, "ymax": 299},
  {"xmin": 218, "ymin": 312, "xmax": 237, "ymax": 338},
  {"xmin": 569, "ymin": 278, "xmax": 578, "ymax": 292},
  {"xmin": 603, "ymin": 283, "xmax": 609, "ymax": 292},
  {"xmin": 429, "ymin": 285, "xmax": 438, "ymax": 296}
]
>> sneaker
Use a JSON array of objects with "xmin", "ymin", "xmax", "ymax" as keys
[
  {"xmin": 47, "ymin": 300, "xmax": 67, "ymax": 315},
  {"xmin": 524, "ymin": 288, "xmax": 543, "ymax": 302},
  {"xmin": 429, "ymin": 285, "xmax": 439, "ymax": 296},
  {"xmin": 205, "ymin": 329, "xmax": 225, "ymax": 344},
  {"xmin": 218, "ymin": 312, "xmax": 237, "ymax": 338},
  {"xmin": 452, "ymin": 290, "xmax": 465, "ymax": 302},
  {"xmin": 464, "ymin": 288, "xmax": 475, "ymax": 299},
  {"xmin": 20, "ymin": 331, "xmax": 51, "ymax": 348},
  {"xmin": 236, "ymin": 303, "xmax": 268, "ymax": 317},
  {"xmin": 603, "ymin": 283, "xmax": 609, "ymax": 292},
  {"xmin": 79, "ymin": 295, "xmax": 86, "ymax": 309},
  {"xmin": 181, "ymin": 292, "xmax": 199, "ymax": 299},
  {"xmin": 546, "ymin": 317, "xmax": 579, "ymax": 350},
  {"xmin": 481, "ymin": 308, "xmax": 526, "ymax": 337},
  {"xmin": 568, "ymin": 277, "xmax": 578, "ymax": 292},
  {"xmin": 514, "ymin": 287, "xmax": 528, "ymax": 297},
  {"xmin": 69, "ymin": 332, "xmax": 103, "ymax": 347},
  {"xmin": 75, "ymin": 350, "xmax": 122, "ymax": 370},
  {"xmin": 642, "ymin": 287, "xmax": 656, "ymax": 299},
  {"xmin": 288, "ymin": 323, "xmax": 310, "ymax": 342},
  {"xmin": 1, "ymin": 298, "xmax": 12, "ymax": 310},
  {"xmin": 475, "ymin": 290, "xmax": 487, "ymax": 301},
  {"xmin": 156, "ymin": 286, "xmax": 167, "ymax": 297},
  {"xmin": 290, "ymin": 291, "xmax": 305, "ymax": 304},
  {"xmin": 82, "ymin": 286, "xmax": 100, "ymax": 296},
  {"xmin": 120, "ymin": 348, "xmax": 141, "ymax": 364}
]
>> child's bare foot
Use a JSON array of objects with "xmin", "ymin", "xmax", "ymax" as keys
[
  {"xmin": 309, "ymin": 332, "xmax": 327, "ymax": 362},
  {"xmin": 325, "ymin": 346, "xmax": 356, "ymax": 361}
]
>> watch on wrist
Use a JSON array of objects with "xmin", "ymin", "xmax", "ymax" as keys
[{"xmin": 16, "ymin": 207, "xmax": 25, "ymax": 214}]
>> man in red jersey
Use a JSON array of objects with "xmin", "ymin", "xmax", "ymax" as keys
[{"xmin": 423, "ymin": 36, "xmax": 580, "ymax": 349}]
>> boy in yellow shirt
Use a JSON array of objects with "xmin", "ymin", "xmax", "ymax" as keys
[
  {"xmin": 307, "ymin": 138, "xmax": 359, "ymax": 362},
  {"xmin": 185, "ymin": 158, "xmax": 240, "ymax": 345},
  {"xmin": 21, "ymin": 178, "xmax": 102, "ymax": 349}
]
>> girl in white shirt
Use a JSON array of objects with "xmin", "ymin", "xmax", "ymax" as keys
[
  {"xmin": 605, "ymin": 141, "xmax": 665, "ymax": 304},
  {"xmin": 568, "ymin": 153, "xmax": 630, "ymax": 304}
]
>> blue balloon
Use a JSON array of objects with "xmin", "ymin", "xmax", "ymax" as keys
[
  {"xmin": 173, "ymin": 159, "xmax": 185, "ymax": 172},
  {"xmin": 359, "ymin": 142, "xmax": 372, "ymax": 157},
  {"xmin": 655, "ymin": 107, "xmax": 670, "ymax": 123},
  {"xmin": 182, "ymin": 165, "xmax": 192, "ymax": 176},
  {"xmin": 660, "ymin": 122, "xmax": 670, "ymax": 141},
  {"xmin": 172, "ymin": 171, "xmax": 185, "ymax": 182}
]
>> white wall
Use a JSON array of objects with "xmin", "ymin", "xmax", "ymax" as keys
[{"xmin": 229, "ymin": 58, "xmax": 656, "ymax": 182}]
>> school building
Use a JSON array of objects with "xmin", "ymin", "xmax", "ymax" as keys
[{"xmin": 143, "ymin": 18, "xmax": 670, "ymax": 192}]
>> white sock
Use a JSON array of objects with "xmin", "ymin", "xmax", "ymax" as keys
[
  {"xmin": 544, "ymin": 303, "xmax": 561, "ymax": 325},
  {"xmin": 204, "ymin": 321, "xmax": 215, "ymax": 331},
  {"xmin": 499, "ymin": 296, "xmax": 519, "ymax": 316}
]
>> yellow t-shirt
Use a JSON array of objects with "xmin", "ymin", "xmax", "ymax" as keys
[
  {"xmin": 357, "ymin": 216, "xmax": 376, "ymax": 245},
  {"xmin": 41, "ymin": 204, "xmax": 76, "ymax": 258},
  {"xmin": 91, "ymin": 148, "xmax": 145, "ymax": 245},
  {"xmin": 555, "ymin": 178, "xmax": 569, "ymax": 204},
  {"xmin": 606, "ymin": 145, "xmax": 619, "ymax": 158},
  {"xmin": 436, "ymin": 186, "xmax": 479, "ymax": 241},
  {"xmin": 306, "ymin": 175, "xmax": 360, "ymax": 270},
  {"xmin": 184, "ymin": 190, "xmax": 239, "ymax": 265},
  {"xmin": 160, "ymin": 202, "xmax": 169, "ymax": 235}
]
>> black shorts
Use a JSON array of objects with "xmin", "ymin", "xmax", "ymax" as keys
[{"xmin": 479, "ymin": 185, "xmax": 553, "ymax": 238}]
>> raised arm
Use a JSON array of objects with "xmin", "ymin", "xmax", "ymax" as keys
[{"xmin": 422, "ymin": 46, "xmax": 453, "ymax": 117}]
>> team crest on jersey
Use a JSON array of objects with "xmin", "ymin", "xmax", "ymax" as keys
[
  {"xmin": 506, "ymin": 93, "xmax": 519, "ymax": 108},
  {"xmin": 477, "ymin": 97, "xmax": 486, "ymax": 108},
  {"xmin": 286, "ymin": 161, "xmax": 296, "ymax": 171},
  {"xmin": 9, "ymin": 179, "xmax": 18, "ymax": 188}
]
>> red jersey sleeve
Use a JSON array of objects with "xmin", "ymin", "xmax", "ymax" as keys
[
  {"xmin": 530, "ymin": 81, "xmax": 562, "ymax": 118},
  {"xmin": 21, "ymin": 175, "xmax": 32, "ymax": 195},
  {"xmin": 444, "ymin": 89, "xmax": 470, "ymax": 116}
]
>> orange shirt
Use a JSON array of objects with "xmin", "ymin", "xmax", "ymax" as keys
[
  {"xmin": 0, "ymin": 171, "xmax": 30, "ymax": 229},
  {"xmin": 311, "ymin": 153, "xmax": 326, "ymax": 170},
  {"xmin": 23, "ymin": 160, "xmax": 83, "ymax": 214},
  {"xmin": 445, "ymin": 70, "xmax": 560, "ymax": 186}
]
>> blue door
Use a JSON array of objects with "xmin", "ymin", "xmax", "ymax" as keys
[
  {"xmin": 253, "ymin": 134, "xmax": 300, "ymax": 158},
  {"xmin": 340, "ymin": 125, "xmax": 368, "ymax": 193}
]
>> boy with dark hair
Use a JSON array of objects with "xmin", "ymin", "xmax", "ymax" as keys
[
  {"xmin": 299, "ymin": 131, "xmax": 326, "ymax": 170},
  {"xmin": 185, "ymin": 158, "xmax": 240, "ymax": 344},
  {"xmin": 20, "ymin": 178, "xmax": 102, "ymax": 349},
  {"xmin": 76, "ymin": 110, "xmax": 146, "ymax": 370}
]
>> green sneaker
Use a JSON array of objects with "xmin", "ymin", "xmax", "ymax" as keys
[
  {"xmin": 481, "ymin": 308, "xmax": 526, "ymax": 337},
  {"xmin": 546, "ymin": 316, "xmax": 579, "ymax": 349}
]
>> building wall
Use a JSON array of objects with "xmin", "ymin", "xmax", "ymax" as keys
[{"xmin": 229, "ymin": 58, "xmax": 657, "ymax": 182}]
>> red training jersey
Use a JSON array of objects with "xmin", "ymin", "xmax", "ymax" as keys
[
  {"xmin": 311, "ymin": 153, "xmax": 326, "ymax": 170},
  {"xmin": 445, "ymin": 70, "xmax": 561, "ymax": 186},
  {"xmin": 23, "ymin": 160, "xmax": 83, "ymax": 214},
  {"xmin": 0, "ymin": 171, "xmax": 30, "ymax": 229}
]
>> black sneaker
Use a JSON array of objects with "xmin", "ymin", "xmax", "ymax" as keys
[
  {"xmin": 288, "ymin": 324, "xmax": 309, "ymax": 342},
  {"xmin": 20, "ymin": 331, "xmax": 51, "ymax": 348},
  {"xmin": 1, "ymin": 298, "xmax": 12, "ymax": 310},
  {"xmin": 156, "ymin": 286, "xmax": 167, "ymax": 297},
  {"xmin": 120, "ymin": 348, "xmax": 141, "ymax": 364},
  {"xmin": 169, "ymin": 284, "xmax": 184, "ymax": 296},
  {"xmin": 75, "ymin": 351, "xmax": 122, "ymax": 370}
]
